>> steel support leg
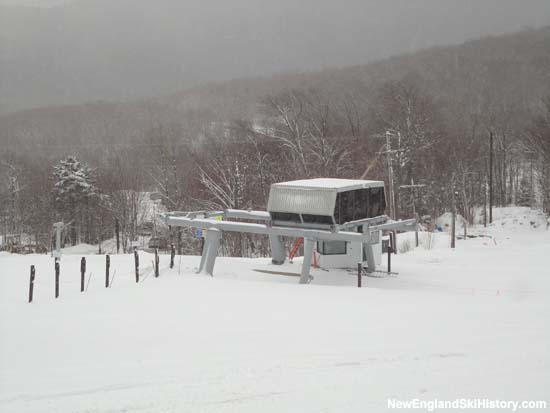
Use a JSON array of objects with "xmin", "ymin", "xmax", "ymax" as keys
[
  {"xmin": 364, "ymin": 243, "xmax": 376, "ymax": 273},
  {"xmin": 197, "ymin": 239, "xmax": 208, "ymax": 274},
  {"xmin": 199, "ymin": 228, "xmax": 222, "ymax": 276},
  {"xmin": 299, "ymin": 238, "xmax": 315, "ymax": 284},
  {"xmin": 269, "ymin": 234, "xmax": 286, "ymax": 265}
]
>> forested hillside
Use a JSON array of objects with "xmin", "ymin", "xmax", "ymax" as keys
[
  {"xmin": 1, "ymin": 27, "xmax": 549, "ymax": 252},
  {"xmin": 1, "ymin": 0, "xmax": 549, "ymax": 112}
]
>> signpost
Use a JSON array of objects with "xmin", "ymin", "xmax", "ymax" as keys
[{"xmin": 52, "ymin": 222, "xmax": 64, "ymax": 260}]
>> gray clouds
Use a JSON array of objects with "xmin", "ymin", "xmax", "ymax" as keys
[{"xmin": 1, "ymin": 0, "xmax": 549, "ymax": 112}]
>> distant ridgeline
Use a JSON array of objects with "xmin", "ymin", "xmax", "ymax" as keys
[{"xmin": 0, "ymin": 27, "xmax": 549, "ymax": 251}]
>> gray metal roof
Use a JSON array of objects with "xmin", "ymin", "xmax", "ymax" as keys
[
  {"xmin": 267, "ymin": 178, "xmax": 385, "ymax": 216},
  {"xmin": 271, "ymin": 178, "xmax": 384, "ymax": 192}
]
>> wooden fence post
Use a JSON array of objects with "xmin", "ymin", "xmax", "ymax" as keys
[
  {"xmin": 105, "ymin": 255, "xmax": 110, "ymax": 288},
  {"xmin": 29, "ymin": 265, "xmax": 35, "ymax": 303},
  {"xmin": 80, "ymin": 257, "xmax": 86, "ymax": 292},
  {"xmin": 357, "ymin": 263, "xmax": 362, "ymax": 288},
  {"xmin": 170, "ymin": 244, "xmax": 175, "ymax": 269},
  {"xmin": 134, "ymin": 249, "xmax": 139, "ymax": 283},
  {"xmin": 155, "ymin": 248, "xmax": 159, "ymax": 277},
  {"xmin": 55, "ymin": 261, "xmax": 60, "ymax": 299}
]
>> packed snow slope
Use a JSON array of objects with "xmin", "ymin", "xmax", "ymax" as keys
[{"xmin": 1, "ymin": 207, "xmax": 549, "ymax": 412}]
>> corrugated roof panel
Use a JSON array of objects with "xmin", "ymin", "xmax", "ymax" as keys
[
  {"xmin": 267, "ymin": 186, "xmax": 337, "ymax": 216},
  {"xmin": 272, "ymin": 178, "xmax": 384, "ymax": 192}
]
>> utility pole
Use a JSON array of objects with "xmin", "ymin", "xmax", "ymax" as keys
[
  {"xmin": 1, "ymin": 210, "xmax": 6, "ymax": 249},
  {"xmin": 400, "ymin": 179, "xmax": 426, "ymax": 248},
  {"xmin": 115, "ymin": 218, "xmax": 120, "ymax": 254},
  {"xmin": 489, "ymin": 131, "xmax": 494, "ymax": 224},
  {"xmin": 399, "ymin": 179, "xmax": 426, "ymax": 217},
  {"xmin": 385, "ymin": 131, "xmax": 397, "ymax": 220},
  {"xmin": 368, "ymin": 130, "xmax": 403, "ymax": 220},
  {"xmin": 483, "ymin": 169, "xmax": 487, "ymax": 228},
  {"xmin": 451, "ymin": 190, "xmax": 457, "ymax": 249},
  {"xmin": 528, "ymin": 151, "xmax": 536, "ymax": 206}
]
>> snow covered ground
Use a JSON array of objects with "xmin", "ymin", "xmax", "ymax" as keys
[{"xmin": 1, "ymin": 207, "xmax": 549, "ymax": 412}]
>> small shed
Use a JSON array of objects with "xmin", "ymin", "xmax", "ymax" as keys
[{"xmin": 267, "ymin": 178, "xmax": 387, "ymax": 269}]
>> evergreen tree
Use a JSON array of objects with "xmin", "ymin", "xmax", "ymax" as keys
[{"xmin": 53, "ymin": 156, "xmax": 98, "ymax": 244}]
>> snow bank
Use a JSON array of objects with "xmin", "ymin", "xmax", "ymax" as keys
[
  {"xmin": 0, "ymin": 207, "xmax": 549, "ymax": 412},
  {"xmin": 435, "ymin": 212, "xmax": 467, "ymax": 232},
  {"xmin": 473, "ymin": 205, "xmax": 547, "ymax": 228},
  {"xmin": 60, "ymin": 243, "xmax": 99, "ymax": 255}
]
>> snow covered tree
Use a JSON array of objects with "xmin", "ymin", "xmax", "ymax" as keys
[
  {"xmin": 259, "ymin": 89, "xmax": 353, "ymax": 179},
  {"xmin": 53, "ymin": 156, "xmax": 98, "ymax": 245},
  {"xmin": 1, "ymin": 160, "xmax": 22, "ymax": 237},
  {"xmin": 53, "ymin": 156, "xmax": 97, "ymax": 209},
  {"xmin": 373, "ymin": 81, "xmax": 442, "ymax": 218}
]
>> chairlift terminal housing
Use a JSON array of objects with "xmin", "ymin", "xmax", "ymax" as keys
[{"xmin": 162, "ymin": 178, "xmax": 415, "ymax": 284}]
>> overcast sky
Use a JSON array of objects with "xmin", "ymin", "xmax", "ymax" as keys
[
  {"xmin": 0, "ymin": 0, "xmax": 67, "ymax": 5},
  {"xmin": 1, "ymin": 0, "xmax": 550, "ymax": 112}
]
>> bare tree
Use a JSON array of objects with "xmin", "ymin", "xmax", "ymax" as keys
[{"xmin": 525, "ymin": 97, "xmax": 550, "ymax": 212}]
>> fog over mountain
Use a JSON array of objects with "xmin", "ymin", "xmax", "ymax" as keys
[
  {"xmin": 0, "ymin": 0, "xmax": 67, "ymax": 6},
  {"xmin": 1, "ymin": 0, "xmax": 550, "ymax": 113}
]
